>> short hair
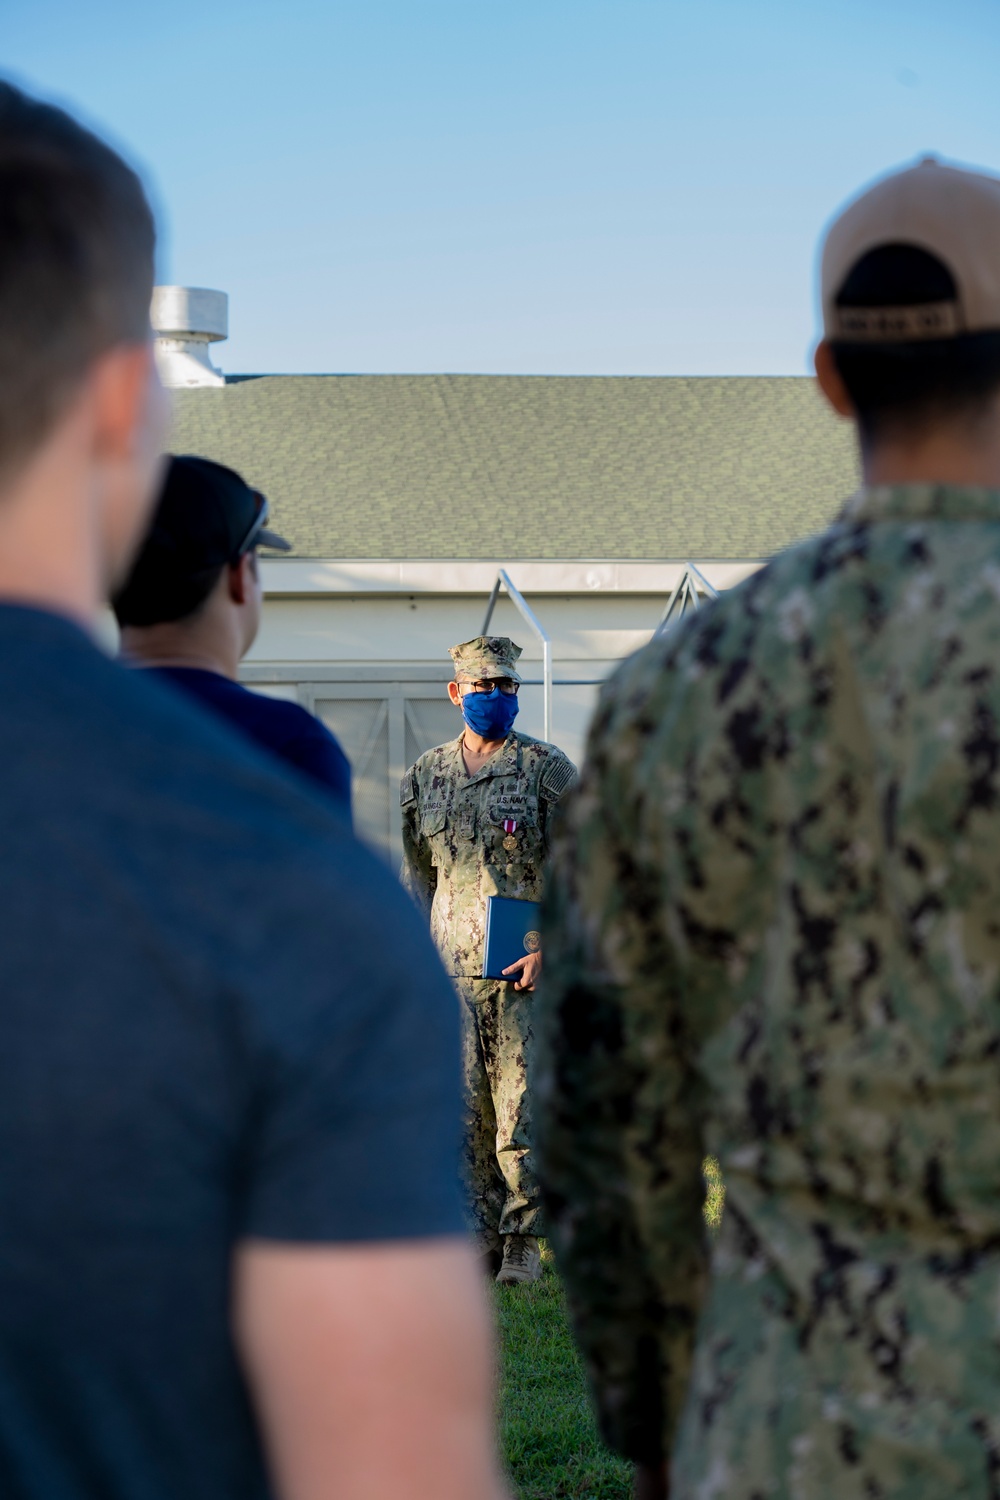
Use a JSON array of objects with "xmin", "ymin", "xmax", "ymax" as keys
[
  {"xmin": 829, "ymin": 244, "xmax": 1000, "ymax": 446},
  {"xmin": 0, "ymin": 80, "xmax": 155, "ymax": 480},
  {"xmin": 114, "ymin": 551, "xmax": 259, "ymax": 630},
  {"xmin": 113, "ymin": 562, "xmax": 224, "ymax": 630}
]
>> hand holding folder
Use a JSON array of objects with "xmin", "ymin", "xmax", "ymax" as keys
[{"xmin": 483, "ymin": 896, "xmax": 542, "ymax": 990}]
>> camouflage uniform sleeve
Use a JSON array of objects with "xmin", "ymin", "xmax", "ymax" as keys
[
  {"xmin": 536, "ymin": 674, "xmax": 708, "ymax": 1466},
  {"xmin": 399, "ymin": 767, "xmax": 436, "ymax": 917}
]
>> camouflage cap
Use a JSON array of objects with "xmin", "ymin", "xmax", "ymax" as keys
[{"xmin": 449, "ymin": 635, "xmax": 523, "ymax": 683}]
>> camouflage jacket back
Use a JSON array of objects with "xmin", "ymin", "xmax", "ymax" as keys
[
  {"xmin": 539, "ymin": 485, "xmax": 1000, "ymax": 1497},
  {"xmin": 401, "ymin": 729, "xmax": 576, "ymax": 975}
]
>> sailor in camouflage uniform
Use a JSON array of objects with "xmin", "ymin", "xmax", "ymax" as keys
[
  {"xmin": 401, "ymin": 635, "xmax": 576, "ymax": 1284},
  {"xmin": 538, "ymin": 158, "xmax": 1000, "ymax": 1497}
]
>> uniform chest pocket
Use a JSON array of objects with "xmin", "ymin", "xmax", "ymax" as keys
[
  {"xmin": 422, "ymin": 804, "xmax": 476, "ymax": 840},
  {"xmin": 420, "ymin": 805, "xmax": 448, "ymax": 838}
]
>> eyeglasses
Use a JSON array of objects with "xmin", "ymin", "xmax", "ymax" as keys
[
  {"xmin": 460, "ymin": 679, "xmax": 519, "ymax": 696},
  {"xmin": 232, "ymin": 490, "xmax": 270, "ymax": 560}
]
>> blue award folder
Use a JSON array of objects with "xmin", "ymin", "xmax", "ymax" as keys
[{"xmin": 483, "ymin": 896, "xmax": 542, "ymax": 980}]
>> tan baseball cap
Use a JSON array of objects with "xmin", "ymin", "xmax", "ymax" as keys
[{"xmin": 822, "ymin": 156, "xmax": 1000, "ymax": 342}]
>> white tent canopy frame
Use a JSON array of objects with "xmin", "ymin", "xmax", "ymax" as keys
[
  {"xmin": 652, "ymin": 561, "xmax": 719, "ymax": 637},
  {"xmin": 481, "ymin": 562, "xmax": 718, "ymax": 744},
  {"xmin": 481, "ymin": 569, "xmax": 555, "ymax": 742}
]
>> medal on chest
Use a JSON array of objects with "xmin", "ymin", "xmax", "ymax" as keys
[{"xmin": 502, "ymin": 817, "xmax": 518, "ymax": 852}]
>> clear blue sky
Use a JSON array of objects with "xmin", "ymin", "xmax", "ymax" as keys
[{"xmin": 6, "ymin": 0, "xmax": 999, "ymax": 376}]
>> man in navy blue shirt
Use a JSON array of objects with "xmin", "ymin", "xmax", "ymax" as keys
[
  {"xmin": 0, "ymin": 79, "xmax": 506, "ymax": 1500},
  {"xmin": 114, "ymin": 455, "xmax": 352, "ymax": 819}
]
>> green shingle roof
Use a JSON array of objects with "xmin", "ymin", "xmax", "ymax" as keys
[{"xmin": 170, "ymin": 374, "xmax": 858, "ymax": 561}]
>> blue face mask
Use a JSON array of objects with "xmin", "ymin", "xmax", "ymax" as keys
[{"xmin": 461, "ymin": 686, "xmax": 519, "ymax": 740}]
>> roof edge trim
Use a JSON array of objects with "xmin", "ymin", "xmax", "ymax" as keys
[{"xmin": 258, "ymin": 558, "xmax": 762, "ymax": 597}]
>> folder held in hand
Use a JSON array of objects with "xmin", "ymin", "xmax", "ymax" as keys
[{"xmin": 483, "ymin": 895, "xmax": 542, "ymax": 981}]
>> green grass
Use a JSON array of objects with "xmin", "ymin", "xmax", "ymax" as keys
[
  {"xmin": 494, "ymin": 1163, "xmax": 725, "ymax": 1498},
  {"xmin": 703, "ymin": 1155, "xmax": 725, "ymax": 1232},
  {"xmin": 493, "ymin": 1248, "xmax": 632, "ymax": 1500}
]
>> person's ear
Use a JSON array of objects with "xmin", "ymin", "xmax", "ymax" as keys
[
  {"xmin": 89, "ymin": 343, "xmax": 172, "ymax": 594},
  {"xmin": 90, "ymin": 344, "xmax": 160, "ymax": 460},
  {"xmin": 447, "ymin": 680, "xmax": 462, "ymax": 707},
  {"xmin": 227, "ymin": 555, "xmax": 252, "ymax": 606},
  {"xmin": 814, "ymin": 340, "xmax": 855, "ymax": 419}
]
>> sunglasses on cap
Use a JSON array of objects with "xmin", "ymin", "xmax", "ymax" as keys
[{"xmin": 233, "ymin": 490, "xmax": 272, "ymax": 560}]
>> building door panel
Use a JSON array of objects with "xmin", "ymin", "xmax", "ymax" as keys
[
  {"xmin": 314, "ymin": 696, "xmax": 391, "ymax": 858},
  {"xmin": 403, "ymin": 697, "xmax": 458, "ymax": 775},
  {"xmin": 314, "ymin": 687, "xmax": 456, "ymax": 865}
]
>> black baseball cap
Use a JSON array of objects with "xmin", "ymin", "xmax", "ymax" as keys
[{"xmin": 113, "ymin": 455, "xmax": 292, "ymax": 628}]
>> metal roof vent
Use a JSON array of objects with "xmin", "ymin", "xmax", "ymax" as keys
[{"xmin": 151, "ymin": 286, "xmax": 227, "ymax": 389}]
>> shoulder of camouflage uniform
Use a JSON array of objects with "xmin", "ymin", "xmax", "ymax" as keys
[
  {"xmin": 590, "ymin": 542, "xmax": 823, "ymax": 740},
  {"xmin": 400, "ymin": 767, "xmax": 420, "ymax": 808},
  {"xmin": 399, "ymin": 747, "xmax": 437, "ymax": 806},
  {"xmin": 537, "ymin": 743, "xmax": 578, "ymax": 803},
  {"xmin": 400, "ymin": 734, "xmax": 464, "ymax": 806},
  {"xmin": 647, "ymin": 541, "xmax": 833, "ymax": 699}
]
